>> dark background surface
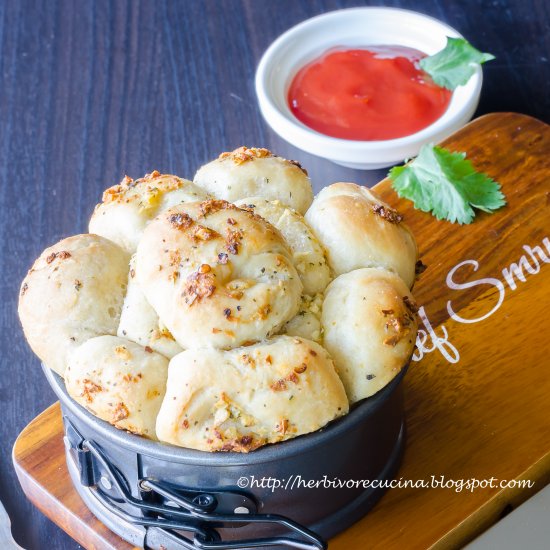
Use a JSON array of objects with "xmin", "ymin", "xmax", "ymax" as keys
[{"xmin": 0, "ymin": 0, "xmax": 548, "ymax": 548}]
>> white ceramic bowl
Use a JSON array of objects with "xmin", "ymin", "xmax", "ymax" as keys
[{"xmin": 255, "ymin": 7, "xmax": 482, "ymax": 170}]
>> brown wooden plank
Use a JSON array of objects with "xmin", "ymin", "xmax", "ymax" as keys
[
  {"xmin": 12, "ymin": 113, "xmax": 550, "ymax": 549},
  {"xmin": 13, "ymin": 403, "xmax": 134, "ymax": 550}
]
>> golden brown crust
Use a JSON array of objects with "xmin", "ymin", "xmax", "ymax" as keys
[
  {"xmin": 234, "ymin": 197, "xmax": 332, "ymax": 296},
  {"xmin": 156, "ymin": 336, "xmax": 349, "ymax": 452},
  {"xmin": 182, "ymin": 269, "xmax": 217, "ymax": 305},
  {"xmin": 371, "ymin": 203, "xmax": 403, "ymax": 224},
  {"xmin": 219, "ymin": 146, "xmax": 273, "ymax": 164},
  {"xmin": 90, "ymin": 172, "xmax": 210, "ymax": 253},
  {"xmin": 101, "ymin": 172, "xmax": 186, "ymax": 205},
  {"xmin": 65, "ymin": 335, "xmax": 168, "ymax": 439},
  {"xmin": 322, "ymin": 267, "xmax": 418, "ymax": 403},
  {"xmin": 18, "ymin": 234, "xmax": 130, "ymax": 376},
  {"xmin": 194, "ymin": 150, "xmax": 313, "ymax": 214},
  {"xmin": 305, "ymin": 182, "xmax": 418, "ymax": 288},
  {"xmin": 135, "ymin": 200, "xmax": 302, "ymax": 349}
]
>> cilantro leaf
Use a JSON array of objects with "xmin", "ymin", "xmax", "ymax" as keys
[
  {"xmin": 419, "ymin": 37, "xmax": 495, "ymax": 90},
  {"xmin": 389, "ymin": 144, "xmax": 506, "ymax": 224}
]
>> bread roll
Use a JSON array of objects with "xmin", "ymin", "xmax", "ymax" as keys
[
  {"xmin": 18, "ymin": 234, "xmax": 130, "ymax": 376},
  {"xmin": 135, "ymin": 200, "xmax": 302, "ymax": 349},
  {"xmin": 234, "ymin": 197, "xmax": 331, "ymax": 295},
  {"xmin": 322, "ymin": 268, "xmax": 418, "ymax": 403},
  {"xmin": 89, "ymin": 171, "xmax": 209, "ymax": 254},
  {"xmin": 283, "ymin": 293, "xmax": 323, "ymax": 343},
  {"xmin": 305, "ymin": 182, "xmax": 418, "ymax": 288},
  {"xmin": 65, "ymin": 336, "xmax": 168, "ymax": 438},
  {"xmin": 194, "ymin": 147, "xmax": 313, "ymax": 214},
  {"xmin": 117, "ymin": 256, "xmax": 183, "ymax": 359},
  {"xmin": 156, "ymin": 336, "xmax": 348, "ymax": 452}
]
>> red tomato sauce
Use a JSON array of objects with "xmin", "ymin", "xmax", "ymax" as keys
[{"xmin": 288, "ymin": 46, "xmax": 452, "ymax": 141}]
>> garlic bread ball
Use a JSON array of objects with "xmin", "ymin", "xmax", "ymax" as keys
[
  {"xmin": 18, "ymin": 234, "xmax": 130, "ymax": 376},
  {"xmin": 89, "ymin": 171, "xmax": 210, "ymax": 254},
  {"xmin": 117, "ymin": 256, "xmax": 183, "ymax": 359},
  {"xmin": 135, "ymin": 200, "xmax": 302, "ymax": 349},
  {"xmin": 305, "ymin": 183, "xmax": 418, "ymax": 288},
  {"xmin": 156, "ymin": 336, "xmax": 348, "ymax": 452},
  {"xmin": 193, "ymin": 147, "xmax": 313, "ymax": 214},
  {"xmin": 235, "ymin": 197, "xmax": 331, "ymax": 295},
  {"xmin": 65, "ymin": 336, "xmax": 168, "ymax": 438},
  {"xmin": 322, "ymin": 268, "xmax": 418, "ymax": 403}
]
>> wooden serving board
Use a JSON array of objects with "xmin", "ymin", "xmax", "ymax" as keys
[{"xmin": 13, "ymin": 113, "xmax": 550, "ymax": 549}]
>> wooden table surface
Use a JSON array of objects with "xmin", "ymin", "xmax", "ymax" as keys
[{"xmin": 1, "ymin": 1, "xmax": 549, "ymax": 549}]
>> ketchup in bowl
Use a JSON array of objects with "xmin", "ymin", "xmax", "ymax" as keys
[{"xmin": 288, "ymin": 46, "xmax": 452, "ymax": 141}]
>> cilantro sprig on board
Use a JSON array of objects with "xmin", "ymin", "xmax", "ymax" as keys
[
  {"xmin": 420, "ymin": 37, "xmax": 495, "ymax": 90},
  {"xmin": 389, "ymin": 144, "xmax": 506, "ymax": 224}
]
